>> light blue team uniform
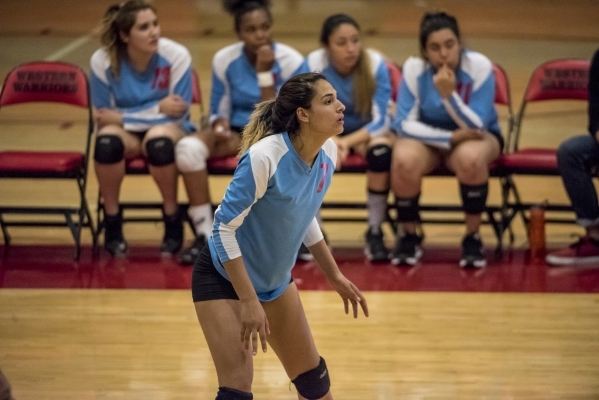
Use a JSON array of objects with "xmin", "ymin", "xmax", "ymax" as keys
[
  {"xmin": 208, "ymin": 134, "xmax": 337, "ymax": 301},
  {"xmin": 89, "ymin": 37, "xmax": 196, "ymax": 134},
  {"xmin": 306, "ymin": 48, "xmax": 392, "ymax": 136},
  {"xmin": 391, "ymin": 50, "xmax": 501, "ymax": 148},
  {"xmin": 210, "ymin": 41, "xmax": 309, "ymax": 128}
]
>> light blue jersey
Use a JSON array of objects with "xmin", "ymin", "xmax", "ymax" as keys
[
  {"xmin": 306, "ymin": 48, "xmax": 392, "ymax": 137},
  {"xmin": 210, "ymin": 42, "xmax": 309, "ymax": 128},
  {"xmin": 208, "ymin": 134, "xmax": 337, "ymax": 301},
  {"xmin": 89, "ymin": 37, "xmax": 195, "ymax": 134},
  {"xmin": 391, "ymin": 50, "xmax": 501, "ymax": 149}
]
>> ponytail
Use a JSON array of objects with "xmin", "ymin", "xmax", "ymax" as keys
[
  {"xmin": 100, "ymin": 4, "xmax": 123, "ymax": 77},
  {"xmin": 353, "ymin": 49, "xmax": 375, "ymax": 119},
  {"xmin": 239, "ymin": 100, "xmax": 276, "ymax": 155}
]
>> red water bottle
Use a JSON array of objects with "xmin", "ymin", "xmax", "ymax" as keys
[{"xmin": 528, "ymin": 204, "xmax": 546, "ymax": 259}]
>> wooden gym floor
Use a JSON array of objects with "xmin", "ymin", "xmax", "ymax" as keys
[{"xmin": 1, "ymin": 1, "xmax": 599, "ymax": 398}]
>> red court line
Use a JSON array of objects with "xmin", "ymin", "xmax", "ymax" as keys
[{"xmin": 1, "ymin": 245, "xmax": 598, "ymax": 293}]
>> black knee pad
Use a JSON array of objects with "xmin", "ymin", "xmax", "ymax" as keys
[
  {"xmin": 145, "ymin": 137, "xmax": 175, "ymax": 166},
  {"xmin": 292, "ymin": 357, "xmax": 330, "ymax": 400},
  {"xmin": 395, "ymin": 194, "xmax": 421, "ymax": 222},
  {"xmin": 460, "ymin": 182, "xmax": 488, "ymax": 215},
  {"xmin": 216, "ymin": 387, "xmax": 253, "ymax": 400},
  {"xmin": 366, "ymin": 144, "xmax": 392, "ymax": 172},
  {"xmin": 94, "ymin": 134, "xmax": 124, "ymax": 164}
]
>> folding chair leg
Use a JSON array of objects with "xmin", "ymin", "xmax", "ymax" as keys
[
  {"xmin": 63, "ymin": 212, "xmax": 81, "ymax": 260},
  {"xmin": 485, "ymin": 209, "xmax": 504, "ymax": 257},
  {"xmin": 505, "ymin": 176, "xmax": 528, "ymax": 230},
  {"xmin": 0, "ymin": 214, "xmax": 10, "ymax": 246},
  {"xmin": 500, "ymin": 176, "xmax": 518, "ymax": 248}
]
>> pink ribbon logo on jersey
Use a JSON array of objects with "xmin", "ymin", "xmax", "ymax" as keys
[{"xmin": 317, "ymin": 163, "xmax": 328, "ymax": 193}]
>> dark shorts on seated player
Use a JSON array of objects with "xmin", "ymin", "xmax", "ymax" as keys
[{"xmin": 192, "ymin": 244, "xmax": 292, "ymax": 302}]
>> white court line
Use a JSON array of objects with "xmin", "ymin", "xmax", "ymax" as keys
[
  {"xmin": 44, "ymin": 26, "xmax": 102, "ymax": 61},
  {"xmin": 44, "ymin": 0, "xmax": 155, "ymax": 61}
]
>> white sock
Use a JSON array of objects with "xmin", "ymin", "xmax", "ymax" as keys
[
  {"xmin": 367, "ymin": 191, "xmax": 389, "ymax": 229},
  {"xmin": 188, "ymin": 203, "xmax": 213, "ymax": 238}
]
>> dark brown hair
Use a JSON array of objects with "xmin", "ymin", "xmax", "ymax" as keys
[
  {"xmin": 419, "ymin": 11, "xmax": 461, "ymax": 60},
  {"xmin": 100, "ymin": 0, "xmax": 156, "ymax": 76}
]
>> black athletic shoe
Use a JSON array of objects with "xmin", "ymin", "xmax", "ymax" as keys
[
  {"xmin": 178, "ymin": 234, "xmax": 207, "ymax": 265},
  {"xmin": 391, "ymin": 232, "xmax": 423, "ymax": 266},
  {"xmin": 103, "ymin": 212, "xmax": 127, "ymax": 257},
  {"xmin": 365, "ymin": 226, "xmax": 389, "ymax": 262},
  {"xmin": 460, "ymin": 232, "xmax": 486, "ymax": 268},
  {"xmin": 161, "ymin": 209, "xmax": 183, "ymax": 256}
]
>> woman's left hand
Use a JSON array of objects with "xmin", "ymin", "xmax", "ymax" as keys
[
  {"xmin": 159, "ymin": 94, "xmax": 188, "ymax": 117},
  {"xmin": 94, "ymin": 108, "xmax": 123, "ymax": 128},
  {"xmin": 328, "ymin": 275, "xmax": 369, "ymax": 318}
]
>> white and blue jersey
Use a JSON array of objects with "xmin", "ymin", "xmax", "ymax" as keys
[
  {"xmin": 208, "ymin": 133, "xmax": 337, "ymax": 301},
  {"xmin": 391, "ymin": 50, "xmax": 501, "ymax": 149},
  {"xmin": 210, "ymin": 42, "xmax": 309, "ymax": 129},
  {"xmin": 307, "ymin": 48, "xmax": 392, "ymax": 137},
  {"xmin": 90, "ymin": 37, "xmax": 196, "ymax": 134}
]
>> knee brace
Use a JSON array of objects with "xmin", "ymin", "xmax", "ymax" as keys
[
  {"xmin": 93, "ymin": 134, "xmax": 124, "ymax": 164},
  {"xmin": 395, "ymin": 194, "xmax": 420, "ymax": 222},
  {"xmin": 175, "ymin": 136, "xmax": 209, "ymax": 172},
  {"xmin": 292, "ymin": 357, "xmax": 330, "ymax": 400},
  {"xmin": 366, "ymin": 144, "xmax": 392, "ymax": 172},
  {"xmin": 216, "ymin": 387, "xmax": 253, "ymax": 400},
  {"xmin": 460, "ymin": 182, "xmax": 488, "ymax": 215},
  {"xmin": 145, "ymin": 137, "xmax": 175, "ymax": 166}
]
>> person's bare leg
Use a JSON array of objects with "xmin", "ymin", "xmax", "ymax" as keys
[
  {"xmin": 95, "ymin": 125, "xmax": 142, "ymax": 215},
  {"xmin": 142, "ymin": 124, "xmax": 185, "ymax": 215},
  {"xmin": 446, "ymin": 133, "xmax": 500, "ymax": 235},
  {"xmin": 195, "ymin": 299, "xmax": 254, "ymax": 393},
  {"xmin": 391, "ymin": 138, "xmax": 439, "ymax": 235},
  {"xmin": 263, "ymin": 282, "xmax": 333, "ymax": 400}
]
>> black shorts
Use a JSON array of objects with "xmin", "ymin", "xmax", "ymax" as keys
[
  {"xmin": 191, "ymin": 244, "xmax": 293, "ymax": 303},
  {"xmin": 192, "ymin": 245, "xmax": 239, "ymax": 302}
]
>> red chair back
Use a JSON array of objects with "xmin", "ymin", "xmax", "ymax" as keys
[
  {"xmin": 0, "ymin": 61, "xmax": 89, "ymax": 108},
  {"xmin": 386, "ymin": 61, "xmax": 402, "ymax": 102},
  {"xmin": 492, "ymin": 63, "xmax": 511, "ymax": 106},
  {"xmin": 522, "ymin": 58, "xmax": 590, "ymax": 103}
]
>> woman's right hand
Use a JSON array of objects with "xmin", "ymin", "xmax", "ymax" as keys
[
  {"xmin": 211, "ymin": 118, "xmax": 232, "ymax": 139},
  {"xmin": 256, "ymin": 44, "xmax": 275, "ymax": 72},
  {"xmin": 451, "ymin": 127, "xmax": 484, "ymax": 147},
  {"xmin": 159, "ymin": 94, "xmax": 188, "ymax": 117},
  {"xmin": 239, "ymin": 298, "xmax": 270, "ymax": 356}
]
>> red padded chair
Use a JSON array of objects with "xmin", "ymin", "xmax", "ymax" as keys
[
  {"xmin": 0, "ymin": 61, "xmax": 96, "ymax": 259},
  {"xmin": 501, "ymin": 58, "xmax": 591, "ymax": 229},
  {"xmin": 96, "ymin": 69, "xmax": 205, "ymax": 237}
]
